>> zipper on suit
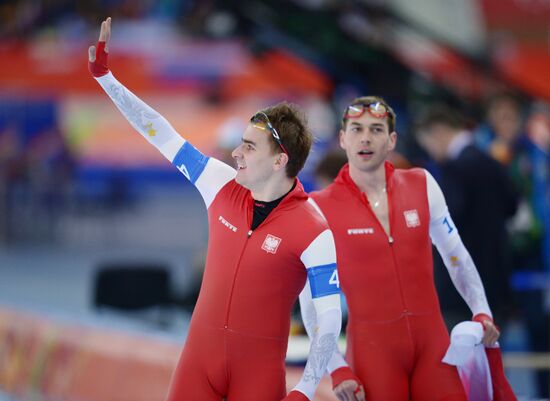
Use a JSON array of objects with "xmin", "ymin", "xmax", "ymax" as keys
[
  {"xmin": 361, "ymin": 190, "xmax": 409, "ymax": 314},
  {"xmin": 223, "ymin": 193, "xmax": 283, "ymax": 329},
  {"xmin": 223, "ymin": 229, "xmax": 252, "ymax": 329}
]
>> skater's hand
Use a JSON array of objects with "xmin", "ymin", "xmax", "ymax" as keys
[
  {"xmin": 88, "ymin": 17, "xmax": 111, "ymax": 77},
  {"xmin": 332, "ymin": 367, "xmax": 366, "ymax": 401},
  {"xmin": 334, "ymin": 380, "xmax": 365, "ymax": 401},
  {"xmin": 481, "ymin": 319, "xmax": 500, "ymax": 346},
  {"xmin": 473, "ymin": 313, "xmax": 500, "ymax": 346}
]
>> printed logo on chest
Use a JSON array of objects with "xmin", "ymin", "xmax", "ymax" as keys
[
  {"xmin": 218, "ymin": 215, "xmax": 237, "ymax": 232},
  {"xmin": 262, "ymin": 234, "xmax": 282, "ymax": 254},
  {"xmin": 347, "ymin": 228, "xmax": 374, "ymax": 235},
  {"xmin": 404, "ymin": 209, "xmax": 420, "ymax": 228}
]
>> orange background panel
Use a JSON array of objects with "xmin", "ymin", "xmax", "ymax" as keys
[
  {"xmin": 494, "ymin": 46, "xmax": 550, "ymax": 103},
  {"xmin": 0, "ymin": 42, "xmax": 330, "ymax": 98},
  {"xmin": 59, "ymin": 94, "xmax": 267, "ymax": 167},
  {"xmin": 0, "ymin": 307, "xmax": 338, "ymax": 401}
]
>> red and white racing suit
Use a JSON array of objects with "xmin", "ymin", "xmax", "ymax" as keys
[
  {"xmin": 309, "ymin": 162, "xmax": 493, "ymax": 401},
  {"xmin": 92, "ymin": 70, "xmax": 342, "ymax": 401}
]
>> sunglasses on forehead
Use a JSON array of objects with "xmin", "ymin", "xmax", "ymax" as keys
[
  {"xmin": 250, "ymin": 112, "xmax": 289, "ymax": 156},
  {"xmin": 345, "ymin": 102, "xmax": 390, "ymax": 119}
]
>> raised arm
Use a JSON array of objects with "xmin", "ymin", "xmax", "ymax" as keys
[
  {"xmin": 425, "ymin": 170, "xmax": 500, "ymax": 346},
  {"xmin": 88, "ymin": 17, "xmax": 236, "ymax": 208}
]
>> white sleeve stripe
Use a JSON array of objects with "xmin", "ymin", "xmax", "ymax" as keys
[
  {"xmin": 300, "ymin": 229, "xmax": 337, "ymax": 268},
  {"xmin": 312, "ymin": 294, "xmax": 341, "ymax": 314},
  {"xmin": 194, "ymin": 158, "xmax": 236, "ymax": 208},
  {"xmin": 430, "ymin": 212, "xmax": 461, "ymax": 253},
  {"xmin": 299, "ymin": 282, "xmax": 347, "ymax": 375},
  {"xmin": 95, "ymin": 72, "xmax": 180, "ymax": 152},
  {"xmin": 293, "ymin": 307, "xmax": 341, "ymax": 400},
  {"xmin": 425, "ymin": 169, "xmax": 448, "ymax": 221},
  {"xmin": 307, "ymin": 197, "xmax": 328, "ymax": 221},
  {"xmin": 307, "ymin": 262, "xmax": 337, "ymax": 270},
  {"xmin": 161, "ymin": 136, "xmax": 186, "ymax": 162},
  {"xmin": 425, "ymin": 169, "xmax": 492, "ymax": 317},
  {"xmin": 441, "ymin": 239, "xmax": 492, "ymax": 317}
]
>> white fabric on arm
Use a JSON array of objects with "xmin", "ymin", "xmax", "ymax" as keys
[
  {"xmin": 94, "ymin": 72, "xmax": 235, "ymax": 208},
  {"xmin": 425, "ymin": 170, "xmax": 492, "ymax": 317},
  {"xmin": 299, "ymin": 281, "xmax": 348, "ymax": 375},
  {"xmin": 95, "ymin": 72, "xmax": 184, "ymax": 160},
  {"xmin": 194, "ymin": 158, "xmax": 237, "ymax": 208},
  {"xmin": 293, "ymin": 229, "xmax": 342, "ymax": 399},
  {"xmin": 425, "ymin": 169, "xmax": 448, "ymax": 221},
  {"xmin": 294, "ymin": 290, "xmax": 342, "ymax": 400},
  {"xmin": 300, "ymin": 230, "xmax": 340, "ymax": 301}
]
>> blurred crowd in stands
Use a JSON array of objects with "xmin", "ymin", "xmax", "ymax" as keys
[
  {"xmin": 0, "ymin": 0, "xmax": 210, "ymax": 39},
  {"xmin": 0, "ymin": 100, "xmax": 74, "ymax": 244}
]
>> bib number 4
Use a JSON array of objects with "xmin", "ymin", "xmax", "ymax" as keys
[{"xmin": 329, "ymin": 270, "xmax": 340, "ymax": 288}]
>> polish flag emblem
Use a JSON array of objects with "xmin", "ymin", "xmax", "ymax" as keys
[
  {"xmin": 262, "ymin": 234, "xmax": 282, "ymax": 254},
  {"xmin": 404, "ymin": 209, "xmax": 420, "ymax": 228}
]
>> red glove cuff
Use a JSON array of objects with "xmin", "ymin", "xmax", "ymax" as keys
[
  {"xmin": 330, "ymin": 366, "xmax": 361, "ymax": 390},
  {"xmin": 473, "ymin": 313, "xmax": 500, "ymax": 332},
  {"xmin": 88, "ymin": 41, "xmax": 109, "ymax": 77},
  {"xmin": 284, "ymin": 390, "xmax": 309, "ymax": 401},
  {"xmin": 472, "ymin": 313, "xmax": 493, "ymax": 324}
]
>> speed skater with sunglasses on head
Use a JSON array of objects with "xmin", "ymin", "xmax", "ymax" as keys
[
  {"xmin": 306, "ymin": 96, "xmax": 505, "ymax": 401},
  {"xmin": 88, "ymin": 17, "xmax": 343, "ymax": 401}
]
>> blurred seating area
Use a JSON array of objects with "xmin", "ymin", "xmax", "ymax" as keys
[{"xmin": 0, "ymin": 0, "xmax": 548, "ymax": 399}]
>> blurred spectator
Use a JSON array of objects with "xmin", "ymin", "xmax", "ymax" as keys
[
  {"xmin": 416, "ymin": 105, "xmax": 519, "ymax": 324},
  {"xmin": 214, "ymin": 116, "xmax": 246, "ymax": 166},
  {"xmin": 507, "ymin": 101, "xmax": 550, "ymax": 397},
  {"xmin": 24, "ymin": 127, "xmax": 75, "ymax": 241},
  {"xmin": 474, "ymin": 91, "xmax": 524, "ymax": 166},
  {"xmin": 0, "ymin": 97, "xmax": 75, "ymax": 245},
  {"xmin": 510, "ymin": 101, "xmax": 550, "ymax": 272},
  {"xmin": 475, "ymin": 92, "xmax": 549, "ymax": 396},
  {"xmin": 0, "ymin": 0, "xmax": 197, "ymax": 40},
  {"xmin": 299, "ymin": 95, "xmax": 338, "ymax": 191},
  {"xmin": 387, "ymin": 149, "xmax": 412, "ymax": 170},
  {"xmin": 475, "ymin": 94, "xmax": 549, "ymax": 396},
  {"xmin": 313, "ymin": 149, "xmax": 347, "ymax": 189},
  {"xmin": 0, "ymin": 126, "xmax": 22, "ymax": 244},
  {"xmin": 527, "ymin": 102, "xmax": 550, "ymax": 273}
]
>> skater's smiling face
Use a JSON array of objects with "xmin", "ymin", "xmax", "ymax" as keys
[
  {"xmin": 231, "ymin": 105, "xmax": 312, "ymax": 198},
  {"xmin": 231, "ymin": 121, "xmax": 288, "ymax": 192}
]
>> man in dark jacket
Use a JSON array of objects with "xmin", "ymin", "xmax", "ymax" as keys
[{"xmin": 415, "ymin": 105, "xmax": 519, "ymax": 324}]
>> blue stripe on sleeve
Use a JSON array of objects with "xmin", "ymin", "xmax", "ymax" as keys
[
  {"xmin": 172, "ymin": 141, "xmax": 210, "ymax": 184},
  {"xmin": 307, "ymin": 263, "xmax": 340, "ymax": 298}
]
